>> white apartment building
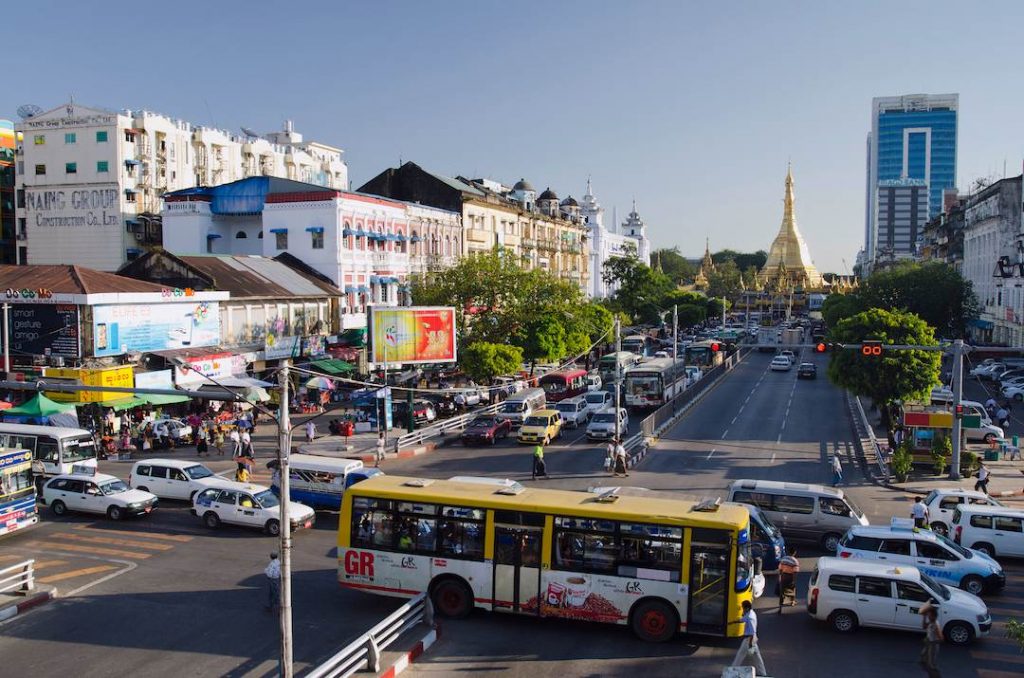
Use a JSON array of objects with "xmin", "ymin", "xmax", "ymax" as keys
[
  {"xmin": 579, "ymin": 180, "xmax": 650, "ymax": 298},
  {"xmin": 161, "ymin": 176, "xmax": 461, "ymax": 330},
  {"xmin": 15, "ymin": 101, "xmax": 346, "ymax": 271}
]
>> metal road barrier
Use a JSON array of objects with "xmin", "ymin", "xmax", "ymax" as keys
[
  {"xmin": 0, "ymin": 560, "xmax": 35, "ymax": 595},
  {"xmin": 396, "ymin": 403, "xmax": 500, "ymax": 449},
  {"xmin": 306, "ymin": 592, "xmax": 433, "ymax": 678},
  {"xmin": 850, "ymin": 393, "xmax": 889, "ymax": 481}
]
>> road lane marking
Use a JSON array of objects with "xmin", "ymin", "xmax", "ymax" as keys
[
  {"xmin": 770, "ymin": 452, "xmax": 777, "ymax": 463},
  {"xmin": 32, "ymin": 560, "xmax": 69, "ymax": 569},
  {"xmin": 706, "ymin": 448, "xmax": 716, "ymax": 460},
  {"xmin": 72, "ymin": 525, "xmax": 193, "ymax": 543},
  {"xmin": 60, "ymin": 532, "xmax": 175, "ymax": 551},
  {"xmin": 0, "ymin": 554, "xmax": 20, "ymax": 562},
  {"xmin": 38, "ymin": 565, "xmax": 118, "ymax": 584},
  {"xmin": 29, "ymin": 541, "xmax": 153, "ymax": 560},
  {"xmin": 777, "ymin": 434, "xmax": 782, "ymax": 444},
  {"xmin": 731, "ymin": 416, "xmax": 738, "ymax": 425},
  {"xmin": 721, "ymin": 430, "xmax": 729, "ymax": 439}
]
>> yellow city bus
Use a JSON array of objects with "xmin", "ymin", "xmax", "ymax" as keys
[{"xmin": 338, "ymin": 475, "xmax": 756, "ymax": 641}]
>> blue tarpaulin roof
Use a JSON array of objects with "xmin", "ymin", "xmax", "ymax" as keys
[{"xmin": 166, "ymin": 177, "xmax": 337, "ymax": 216}]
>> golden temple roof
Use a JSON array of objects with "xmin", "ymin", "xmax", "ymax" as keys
[{"xmin": 759, "ymin": 166, "xmax": 823, "ymax": 289}]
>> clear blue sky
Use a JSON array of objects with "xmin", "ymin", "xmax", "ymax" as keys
[{"xmin": 8, "ymin": 1, "xmax": 1024, "ymax": 273}]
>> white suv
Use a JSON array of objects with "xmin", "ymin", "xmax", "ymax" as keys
[
  {"xmin": 129, "ymin": 458, "xmax": 230, "ymax": 501},
  {"xmin": 43, "ymin": 470, "xmax": 158, "ymax": 521},
  {"xmin": 922, "ymin": 489, "xmax": 1003, "ymax": 537},
  {"xmin": 953, "ymin": 505, "xmax": 1024, "ymax": 559},
  {"xmin": 554, "ymin": 396, "xmax": 590, "ymax": 428},
  {"xmin": 191, "ymin": 481, "xmax": 315, "ymax": 536},
  {"xmin": 807, "ymin": 557, "xmax": 990, "ymax": 646}
]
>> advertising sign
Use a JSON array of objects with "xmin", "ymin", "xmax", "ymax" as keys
[
  {"xmin": 134, "ymin": 369, "xmax": 174, "ymax": 390},
  {"xmin": 265, "ymin": 335, "xmax": 302, "ymax": 360},
  {"xmin": 368, "ymin": 307, "xmax": 457, "ymax": 365},
  {"xmin": 46, "ymin": 366, "xmax": 134, "ymax": 403},
  {"xmin": 92, "ymin": 301, "xmax": 220, "ymax": 357},
  {"xmin": 9, "ymin": 304, "xmax": 80, "ymax": 358},
  {"xmin": 174, "ymin": 353, "xmax": 248, "ymax": 386}
]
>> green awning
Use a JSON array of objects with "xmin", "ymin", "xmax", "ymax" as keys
[
  {"xmin": 140, "ymin": 393, "xmax": 191, "ymax": 406},
  {"xmin": 309, "ymin": 359, "xmax": 354, "ymax": 375},
  {"xmin": 98, "ymin": 396, "xmax": 147, "ymax": 411}
]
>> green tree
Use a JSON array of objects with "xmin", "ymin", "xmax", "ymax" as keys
[
  {"xmin": 707, "ymin": 259, "xmax": 743, "ymax": 299},
  {"xmin": 459, "ymin": 342, "xmax": 523, "ymax": 383},
  {"xmin": 520, "ymin": 316, "xmax": 567, "ymax": 373},
  {"xmin": 653, "ymin": 247, "xmax": 698, "ymax": 284},
  {"xmin": 821, "ymin": 294, "xmax": 863, "ymax": 328},
  {"xmin": 827, "ymin": 308, "xmax": 941, "ymax": 431},
  {"xmin": 857, "ymin": 262, "xmax": 980, "ymax": 338},
  {"xmin": 712, "ymin": 249, "xmax": 767, "ymax": 272}
]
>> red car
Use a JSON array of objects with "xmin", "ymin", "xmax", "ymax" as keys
[{"xmin": 461, "ymin": 416, "xmax": 512, "ymax": 446}]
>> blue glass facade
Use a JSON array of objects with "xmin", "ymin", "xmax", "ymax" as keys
[{"xmin": 875, "ymin": 108, "xmax": 957, "ymax": 218}]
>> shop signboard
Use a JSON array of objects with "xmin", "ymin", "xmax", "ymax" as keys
[
  {"xmin": 134, "ymin": 369, "xmax": 174, "ymax": 390},
  {"xmin": 265, "ymin": 334, "xmax": 302, "ymax": 360},
  {"xmin": 303, "ymin": 335, "xmax": 327, "ymax": 358},
  {"xmin": 45, "ymin": 365, "xmax": 134, "ymax": 403},
  {"xmin": 368, "ymin": 306, "xmax": 457, "ymax": 365},
  {"xmin": 9, "ymin": 303, "xmax": 80, "ymax": 358},
  {"xmin": 174, "ymin": 353, "xmax": 248, "ymax": 386},
  {"xmin": 92, "ymin": 301, "xmax": 220, "ymax": 357}
]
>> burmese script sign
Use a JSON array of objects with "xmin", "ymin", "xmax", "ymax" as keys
[{"xmin": 24, "ymin": 186, "xmax": 122, "ymax": 229}]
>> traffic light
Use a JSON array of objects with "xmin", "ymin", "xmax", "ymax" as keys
[
  {"xmin": 861, "ymin": 340, "xmax": 883, "ymax": 357},
  {"xmin": 954, "ymin": 404, "xmax": 965, "ymax": 418},
  {"xmin": 710, "ymin": 342, "xmax": 721, "ymax": 353},
  {"xmin": 814, "ymin": 342, "xmax": 844, "ymax": 353}
]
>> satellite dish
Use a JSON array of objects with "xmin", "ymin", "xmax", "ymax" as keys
[
  {"xmin": 17, "ymin": 104, "xmax": 43, "ymax": 120},
  {"xmin": 240, "ymin": 126, "xmax": 259, "ymax": 138}
]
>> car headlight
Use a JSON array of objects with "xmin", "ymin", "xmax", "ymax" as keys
[
  {"xmin": 128, "ymin": 502, "xmax": 143, "ymax": 509},
  {"xmin": 977, "ymin": 614, "xmax": 988, "ymax": 623}
]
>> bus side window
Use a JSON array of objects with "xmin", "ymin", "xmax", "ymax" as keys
[{"xmin": 36, "ymin": 441, "xmax": 59, "ymax": 463}]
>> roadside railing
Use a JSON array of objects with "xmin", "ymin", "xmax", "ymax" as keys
[
  {"xmin": 396, "ymin": 403, "xmax": 500, "ymax": 450},
  {"xmin": 851, "ymin": 394, "xmax": 889, "ymax": 481},
  {"xmin": 0, "ymin": 560, "xmax": 35, "ymax": 595},
  {"xmin": 306, "ymin": 592, "xmax": 433, "ymax": 678}
]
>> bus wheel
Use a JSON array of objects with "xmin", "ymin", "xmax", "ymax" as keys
[
  {"xmin": 431, "ymin": 578, "xmax": 473, "ymax": 619},
  {"xmin": 631, "ymin": 599, "xmax": 678, "ymax": 642}
]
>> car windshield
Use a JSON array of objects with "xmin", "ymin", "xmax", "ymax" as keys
[
  {"xmin": 501, "ymin": 402, "xmax": 527, "ymax": 413},
  {"xmin": 254, "ymin": 490, "xmax": 278, "ymax": 508},
  {"xmin": 524, "ymin": 416, "xmax": 547, "ymax": 427},
  {"xmin": 919, "ymin": 572, "xmax": 952, "ymax": 601},
  {"xmin": 592, "ymin": 413, "xmax": 615, "ymax": 423},
  {"xmin": 100, "ymin": 479, "xmax": 129, "ymax": 495},
  {"xmin": 555, "ymin": 404, "xmax": 578, "ymax": 413},
  {"xmin": 841, "ymin": 495, "xmax": 864, "ymax": 518},
  {"xmin": 753, "ymin": 508, "xmax": 781, "ymax": 536},
  {"xmin": 185, "ymin": 465, "xmax": 214, "ymax": 480},
  {"xmin": 470, "ymin": 417, "xmax": 497, "ymax": 428},
  {"xmin": 585, "ymin": 394, "xmax": 605, "ymax": 404},
  {"xmin": 924, "ymin": 490, "xmax": 938, "ymax": 505},
  {"xmin": 937, "ymin": 533, "xmax": 973, "ymax": 558}
]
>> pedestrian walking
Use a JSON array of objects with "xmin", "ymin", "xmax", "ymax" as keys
[
  {"xmin": 974, "ymin": 461, "xmax": 990, "ymax": 495},
  {"xmin": 730, "ymin": 600, "xmax": 767, "ymax": 676},
  {"xmin": 229, "ymin": 427, "xmax": 241, "ymax": 457},
  {"xmin": 918, "ymin": 603, "xmax": 943, "ymax": 677},
  {"xmin": 305, "ymin": 420, "xmax": 316, "ymax": 443},
  {"xmin": 196, "ymin": 424, "xmax": 209, "ymax": 456},
  {"xmin": 375, "ymin": 431, "xmax": 387, "ymax": 467},
  {"xmin": 777, "ymin": 547, "xmax": 799, "ymax": 612},
  {"xmin": 831, "ymin": 455, "xmax": 843, "ymax": 487},
  {"xmin": 985, "ymin": 397, "xmax": 997, "ymax": 416},
  {"xmin": 605, "ymin": 440, "xmax": 616, "ymax": 474},
  {"xmin": 911, "ymin": 496, "xmax": 930, "ymax": 529},
  {"xmin": 613, "ymin": 439, "xmax": 629, "ymax": 477},
  {"xmin": 996, "ymin": 405, "xmax": 1010, "ymax": 430},
  {"xmin": 213, "ymin": 426, "xmax": 225, "ymax": 456},
  {"xmin": 532, "ymin": 444, "xmax": 547, "ymax": 480},
  {"xmin": 264, "ymin": 552, "xmax": 281, "ymax": 611}
]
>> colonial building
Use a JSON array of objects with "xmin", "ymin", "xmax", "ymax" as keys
[
  {"xmin": 358, "ymin": 162, "xmax": 589, "ymax": 293},
  {"xmin": 14, "ymin": 102, "xmax": 347, "ymax": 271},
  {"xmin": 759, "ymin": 167, "xmax": 824, "ymax": 291},
  {"xmin": 579, "ymin": 180, "xmax": 650, "ymax": 298},
  {"xmin": 0, "ymin": 120, "xmax": 17, "ymax": 265},
  {"xmin": 160, "ymin": 176, "xmax": 462, "ymax": 330}
]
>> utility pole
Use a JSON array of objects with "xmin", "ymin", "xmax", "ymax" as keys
[
  {"xmin": 277, "ymin": 360, "xmax": 294, "ymax": 678},
  {"xmin": 614, "ymin": 316, "xmax": 622, "ymax": 443},
  {"xmin": 950, "ymin": 339, "xmax": 964, "ymax": 480},
  {"xmin": 672, "ymin": 304, "xmax": 678, "ymax": 368},
  {"xmin": 2, "ymin": 302, "xmax": 9, "ymax": 381}
]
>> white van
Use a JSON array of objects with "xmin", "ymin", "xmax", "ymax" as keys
[
  {"xmin": 585, "ymin": 373, "xmax": 603, "ymax": 392},
  {"xmin": 585, "ymin": 407, "xmax": 629, "ymax": 440},
  {"xmin": 582, "ymin": 390, "xmax": 613, "ymax": 417},
  {"xmin": 129, "ymin": 458, "xmax": 229, "ymax": 501},
  {"xmin": 554, "ymin": 396, "xmax": 590, "ymax": 428},
  {"xmin": 726, "ymin": 479, "xmax": 868, "ymax": 553},
  {"xmin": 953, "ymin": 504, "xmax": 1024, "ymax": 559},
  {"xmin": 807, "ymin": 557, "xmax": 990, "ymax": 646},
  {"xmin": 923, "ymin": 488, "xmax": 1003, "ymax": 536},
  {"xmin": 496, "ymin": 387, "xmax": 546, "ymax": 427}
]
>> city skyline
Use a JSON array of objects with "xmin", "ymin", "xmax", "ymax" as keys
[{"xmin": 6, "ymin": 1, "xmax": 1024, "ymax": 273}]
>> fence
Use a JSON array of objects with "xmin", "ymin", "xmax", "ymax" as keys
[
  {"xmin": 850, "ymin": 393, "xmax": 889, "ymax": 481},
  {"xmin": 0, "ymin": 560, "xmax": 35, "ymax": 595},
  {"xmin": 396, "ymin": 403, "xmax": 500, "ymax": 449},
  {"xmin": 306, "ymin": 592, "xmax": 433, "ymax": 678}
]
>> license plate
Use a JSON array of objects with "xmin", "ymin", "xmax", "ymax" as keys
[
  {"xmin": 144, "ymin": 507, "xmax": 153, "ymax": 513},
  {"xmin": 303, "ymin": 521, "xmax": 312, "ymax": 529}
]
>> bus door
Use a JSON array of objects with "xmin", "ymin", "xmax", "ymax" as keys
[
  {"xmin": 492, "ymin": 523, "xmax": 543, "ymax": 614},
  {"xmin": 687, "ymin": 528, "xmax": 730, "ymax": 635}
]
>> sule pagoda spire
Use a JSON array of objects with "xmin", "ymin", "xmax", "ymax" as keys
[{"xmin": 758, "ymin": 165, "xmax": 823, "ymax": 290}]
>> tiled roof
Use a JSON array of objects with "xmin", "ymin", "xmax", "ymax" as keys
[
  {"xmin": 0, "ymin": 265, "xmax": 166, "ymax": 294},
  {"xmin": 176, "ymin": 254, "xmax": 341, "ymax": 297}
]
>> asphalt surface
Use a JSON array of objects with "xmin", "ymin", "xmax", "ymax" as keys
[{"xmin": 2, "ymin": 351, "xmax": 1022, "ymax": 677}]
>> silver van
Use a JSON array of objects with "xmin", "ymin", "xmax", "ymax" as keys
[
  {"xmin": 496, "ymin": 387, "xmax": 546, "ymax": 427},
  {"xmin": 727, "ymin": 479, "xmax": 869, "ymax": 553}
]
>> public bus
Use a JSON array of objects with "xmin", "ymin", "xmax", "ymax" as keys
[
  {"xmin": 338, "ymin": 475, "xmax": 757, "ymax": 642},
  {"xmin": 0, "ymin": 424, "xmax": 98, "ymax": 489},
  {"xmin": 0, "ymin": 448, "xmax": 37, "ymax": 537},
  {"xmin": 621, "ymin": 334, "xmax": 653, "ymax": 358},
  {"xmin": 684, "ymin": 340, "xmax": 725, "ymax": 369},
  {"xmin": 622, "ymin": 358, "xmax": 689, "ymax": 410},
  {"xmin": 537, "ymin": 368, "xmax": 589, "ymax": 403},
  {"xmin": 598, "ymin": 352, "xmax": 639, "ymax": 383}
]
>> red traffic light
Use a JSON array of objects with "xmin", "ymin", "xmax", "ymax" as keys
[
  {"xmin": 816, "ymin": 342, "xmax": 827, "ymax": 353},
  {"xmin": 710, "ymin": 342, "xmax": 721, "ymax": 352},
  {"xmin": 954, "ymin": 404, "xmax": 964, "ymax": 417},
  {"xmin": 861, "ymin": 340, "xmax": 883, "ymax": 357}
]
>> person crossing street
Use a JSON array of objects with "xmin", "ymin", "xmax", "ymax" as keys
[{"xmin": 532, "ymin": 444, "xmax": 548, "ymax": 480}]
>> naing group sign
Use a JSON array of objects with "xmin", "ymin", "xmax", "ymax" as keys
[{"xmin": 369, "ymin": 307, "xmax": 457, "ymax": 365}]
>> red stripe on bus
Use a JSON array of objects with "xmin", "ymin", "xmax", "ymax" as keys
[{"xmin": 339, "ymin": 581, "xmax": 421, "ymax": 596}]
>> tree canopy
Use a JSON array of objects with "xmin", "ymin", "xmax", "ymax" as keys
[
  {"xmin": 459, "ymin": 342, "xmax": 523, "ymax": 383},
  {"xmin": 652, "ymin": 247, "xmax": 698, "ymax": 284}
]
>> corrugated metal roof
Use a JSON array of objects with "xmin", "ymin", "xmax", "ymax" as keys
[
  {"xmin": 175, "ymin": 255, "xmax": 341, "ymax": 298},
  {"xmin": 425, "ymin": 170, "xmax": 484, "ymax": 197},
  {"xmin": 0, "ymin": 265, "xmax": 166, "ymax": 294}
]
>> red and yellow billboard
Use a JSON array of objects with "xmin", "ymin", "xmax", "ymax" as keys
[{"xmin": 369, "ymin": 306, "xmax": 457, "ymax": 365}]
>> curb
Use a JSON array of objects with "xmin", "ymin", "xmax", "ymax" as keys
[
  {"xmin": 353, "ymin": 443, "xmax": 438, "ymax": 464},
  {"xmin": 0, "ymin": 588, "xmax": 56, "ymax": 623},
  {"xmin": 378, "ymin": 624, "xmax": 441, "ymax": 678}
]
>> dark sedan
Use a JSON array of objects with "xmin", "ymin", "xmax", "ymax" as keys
[
  {"xmin": 461, "ymin": 416, "xmax": 512, "ymax": 446},
  {"xmin": 797, "ymin": 362, "xmax": 817, "ymax": 379}
]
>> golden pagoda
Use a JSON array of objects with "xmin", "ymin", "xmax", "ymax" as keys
[
  {"xmin": 758, "ymin": 166, "xmax": 824, "ymax": 290},
  {"xmin": 693, "ymin": 238, "xmax": 714, "ymax": 290}
]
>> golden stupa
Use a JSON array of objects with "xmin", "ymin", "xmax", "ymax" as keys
[{"xmin": 758, "ymin": 166, "xmax": 823, "ymax": 290}]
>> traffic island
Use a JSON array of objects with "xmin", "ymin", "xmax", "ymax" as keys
[{"xmin": 0, "ymin": 585, "xmax": 57, "ymax": 623}]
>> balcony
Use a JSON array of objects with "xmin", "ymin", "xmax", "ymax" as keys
[{"xmin": 521, "ymin": 238, "xmax": 536, "ymax": 248}]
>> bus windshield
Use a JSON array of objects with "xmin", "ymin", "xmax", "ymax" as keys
[
  {"xmin": 628, "ymin": 375, "xmax": 661, "ymax": 392},
  {"xmin": 63, "ymin": 436, "xmax": 97, "ymax": 463}
]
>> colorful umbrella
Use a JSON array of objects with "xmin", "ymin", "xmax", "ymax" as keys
[{"xmin": 305, "ymin": 377, "xmax": 335, "ymax": 390}]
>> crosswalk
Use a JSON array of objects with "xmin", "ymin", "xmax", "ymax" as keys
[
  {"xmin": 972, "ymin": 562, "xmax": 1024, "ymax": 677},
  {"xmin": 6, "ymin": 524, "xmax": 194, "ymax": 594}
]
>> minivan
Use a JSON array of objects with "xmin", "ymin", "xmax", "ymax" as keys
[
  {"xmin": 496, "ymin": 387, "xmax": 546, "ymax": 428},
  {"xmin": 129, "ymin": 458, "xmax": 228, "ymax": 501},
  {"xmin": 554, "ymin": 396, "xmax": 590, "ymax": 428},
  {"xmin": 517, "ymin": 409, "xmax": 563, "ymax": 445},
  {"xmin": 807, "ymin": 557, "xmax": 990, "ymax": 646},
  {"xmin": 586, "ymin": 407, "xmax": 629, "ymax": 441},
  {"xmin": 953, "ymin": 504, "xmax": 1024, "ymax": 559},
  {"xmin": 727, "ymin": 479, "xmax": 868, "ymax": 552}
]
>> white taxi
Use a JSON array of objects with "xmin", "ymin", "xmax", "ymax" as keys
[
  {"xmin": 191, "ymin": 480, "xmax": 315, "ymax": 536},
  {"xmin": 42, "ymin": 468, "xmax": 158, "ymax": 521}
]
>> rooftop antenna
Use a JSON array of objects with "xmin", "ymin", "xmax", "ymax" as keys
[
  {"xmin": 17, "ymin": 104, "xmax": 43, "ymax": 120},
  {"xmin": 240, "ymin": 126, "xmax": 259, "ymax": 138}
]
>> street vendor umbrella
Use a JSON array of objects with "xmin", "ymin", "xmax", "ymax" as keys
[
  {"xmin": 305, "ymin": 377, "xmax": 335, "ymax": 391},
  {"xmin": 0, "ymin": 401, "xmax": 12, "ymax": 410},
  {"xmin": 4, "ymin": 393, "xmax": 77, "ymax": 419}
]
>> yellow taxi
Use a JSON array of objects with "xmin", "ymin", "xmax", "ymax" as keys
[{"xmin": 517, "ymin": 409, "xmax": 563, "ymax": 445}]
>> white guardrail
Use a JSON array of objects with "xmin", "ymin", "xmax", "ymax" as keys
[
  {"xmin": 396, "ymin": 403, "xmax": 500, "ymax": 449},
  {"xmin": 306, "ymin": 592, "xmax": 432, "ymax": 678},
  {"xmin": 851, "ymin": 394, "xmax": 889, "ymax": 481},
  {"xmin": 0, "ymin": 560, "xmax": 35, "ymax": 595}
]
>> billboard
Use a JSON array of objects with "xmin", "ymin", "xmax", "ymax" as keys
[
  {"xmin": 46, "ymin": 366, "xmax": 134, "ymax": 403},
  {"xmin": 92, "ymin": 301, "xmax": 221, "ymax": 357},
  {"xmin": 368, "ymin": 306, "xmax": 457, "ymax": 365},
  {"xmin": 9, "ymin": 304, "xmax": 80, "ymax": 358}
]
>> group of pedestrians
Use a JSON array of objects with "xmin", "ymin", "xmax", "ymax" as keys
[{"xmin": 984, "ymin": 397, "xmax": 1012, "ymax": 429}]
